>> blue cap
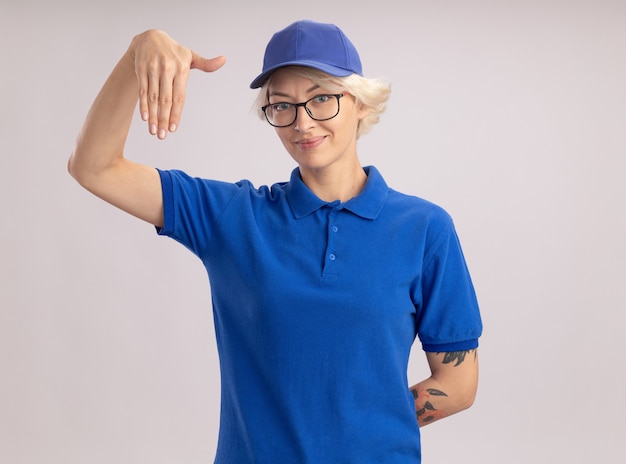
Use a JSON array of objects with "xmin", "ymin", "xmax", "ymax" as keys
[{"xmin": 250, "ymin": 20, "xmax": 363, "ymax": 89}]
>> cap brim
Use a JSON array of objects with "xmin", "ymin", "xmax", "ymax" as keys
[{"xmin": 249, "ymin": 60, "xmax": 355, "ymax": 89}]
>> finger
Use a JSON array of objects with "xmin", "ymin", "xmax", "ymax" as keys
[
  {"xmin": 157, "ymin": 72, "xmax": 175, "ymax": 139},
  {"xmin": 191, "ymin": 52, "xmax": 226, "ymax": 73},
  {"xmin": 147, "ymin": 70, "xmax": 160, "ymax": 136},
  {"xmin": 137, "ymin": 64, "xmax": 150, "ymax": 123},
  {"xmin": 168, "ymin": 72, "xmax": 187, "ymax": 133}
]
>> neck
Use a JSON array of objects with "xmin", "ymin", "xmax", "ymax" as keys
[{"xmin": 299, "ymin": 159, "xmax": 367, "ymax": 203}]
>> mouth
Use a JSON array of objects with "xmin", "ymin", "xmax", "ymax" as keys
[{"xmin": 295, "ymin": 136, "xmax": 326, "ymax": 150}]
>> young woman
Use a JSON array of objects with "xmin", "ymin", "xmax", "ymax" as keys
[{"xmin": 69, "ymin": 19, "xmax": 482, "ymax": 463}]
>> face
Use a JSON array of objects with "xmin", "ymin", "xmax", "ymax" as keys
[{"xmin": 266, "ymin": 68, "xmax": 369, "ymax": 175}]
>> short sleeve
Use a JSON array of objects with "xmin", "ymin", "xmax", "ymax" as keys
[
  {"xmin": 156, "ymin": 169, "xmax": 244, "ymax": 258},
  {"xmin": 416, "ymin": 213, "xmax": 482, "ymax": 352}
]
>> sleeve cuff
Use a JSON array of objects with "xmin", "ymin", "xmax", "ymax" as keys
[
  {"xmin": 422, "ymin": 338, "xmax": 479, "ymax": 353},
  {"xmin": 155, "ymin": 169, "xmax": 174, "ymax": 236}
]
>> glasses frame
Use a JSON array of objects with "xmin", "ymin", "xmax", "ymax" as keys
[{"xmin": 261, "ymin": 93, "xmax": 344, "ymax": 128}]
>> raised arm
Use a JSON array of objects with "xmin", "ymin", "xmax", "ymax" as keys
[
  {"xmin": 67, "ymin": 30, "xmax": 225, "ymax": 227},
  {"xmin": 410, "ymin": 349, "xmax": 479, "ymax": 427}
]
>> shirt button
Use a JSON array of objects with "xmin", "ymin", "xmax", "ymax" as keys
[
  {"xmin": 332, "ymin": 226, "xmax": 339, "ymax": 232},
  {"xmin": 329, "ymin": 253, "xmax": 336, "ymax": 261}
]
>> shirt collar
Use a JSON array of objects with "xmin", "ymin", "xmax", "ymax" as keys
[{"xmin": 286, "ymin": 166, "xmax": 388, "ymax": 220}]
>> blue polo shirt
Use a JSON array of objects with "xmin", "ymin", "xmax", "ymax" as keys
[{"xmin": 157, "ymin": 166, "xmax": 482, "ymax": 463}]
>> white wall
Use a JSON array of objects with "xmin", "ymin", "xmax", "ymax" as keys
[{"xmin": 1, "ymin": 0, "xmax": 625, "ymax": 462}]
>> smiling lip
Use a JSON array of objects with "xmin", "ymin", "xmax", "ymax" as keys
[{"xmin": 295, "ymin": 136, "xmax": 325, "ymax": 150}]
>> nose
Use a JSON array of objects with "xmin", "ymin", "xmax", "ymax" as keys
[{"xmin": 293, "ymin": 105, "xmax": 315, "ymax": 132}]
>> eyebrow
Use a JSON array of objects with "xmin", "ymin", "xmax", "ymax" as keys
[{"xmin": 269, "ymin": 84, "xmax": 321, "ymax": 99}]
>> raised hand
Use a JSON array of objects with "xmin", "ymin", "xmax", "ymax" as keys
[{"xmin": 130, "ymin": 30, "xmax": 226, "ymax": 139}]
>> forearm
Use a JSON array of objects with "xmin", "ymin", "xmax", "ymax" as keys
[
  {"xmin": 410, "ymin": 349, "xmax": 479, "ymax": 427},
  {"xmin": 68, "ymin": 45, "xmax": 138, "ymax": 184}
]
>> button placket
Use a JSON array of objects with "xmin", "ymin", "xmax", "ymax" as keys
[{"xmin": 324, "ymin": 208, "xmax": 340, "ymax": 274}]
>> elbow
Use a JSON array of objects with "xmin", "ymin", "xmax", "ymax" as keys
[
  {"xmin": 67, "ymin": 148, "xmax": 104, "ymax": 189},
  {"xmin": 67, "ymin": 151, "xmax": 90, "ymax": 189},
  {"xmin": 458, "ymin": 390, "xmax": 477, "ymax": 412},
  {"xmin": 67, "ymin": 146, "xmax": 88, "ymax": 181},
  {"xmin": 456, "ymin": 380, "xmax": 479, "ymax": 413},
  {"xmin": 67, "ymin": 152, "xmax": 79, "ymax": 180}
]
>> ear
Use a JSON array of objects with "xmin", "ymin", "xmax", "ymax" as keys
[
  {"xmin": 343, "ymin": 91, "xmax": 370, "ymax": 120},
  {"xmin": 357, "ymin": 101, "xmax": 371, "ymax": 120}
]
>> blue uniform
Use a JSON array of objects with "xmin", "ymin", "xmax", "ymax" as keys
[{"xmin": 157, "ymin": 166, "xmax": 482, "ymax": 463}]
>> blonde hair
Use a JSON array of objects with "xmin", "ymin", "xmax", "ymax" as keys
[{"xmin": 253, "ymin": 66, "xmax": 391, "ymax": 138}]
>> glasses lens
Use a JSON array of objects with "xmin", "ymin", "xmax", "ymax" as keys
[
  {"xmin": 265, "ymin": 103, "xmax": 296, "ymax": 127},
  {"xmin": 306, "ymin": 95, "xmax": 340, "ymax": 121}
]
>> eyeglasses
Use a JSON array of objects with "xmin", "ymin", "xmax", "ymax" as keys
[{"xmin": 261, "ymin": 93, "xmax": 344, "ymax": 127}]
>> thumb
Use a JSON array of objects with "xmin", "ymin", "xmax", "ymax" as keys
[{"xmin": 191, "ymin": 52, "xmax": 226, "ymax": 72}]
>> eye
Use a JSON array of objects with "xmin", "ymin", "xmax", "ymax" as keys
[
  {"xmin": 270, "ymin": 102, "xmax": 292, "ymax": 112},
  {"xmin": 312, "ymin": 95, "xmax": 331, "ymax": 104}
]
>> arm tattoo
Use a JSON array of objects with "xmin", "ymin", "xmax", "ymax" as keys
[
  {"xmin": 440, "ymin": 349, "xmax": 477, "ymax": 367},
  {"xmin": 409, "ymin": 350, "xmax": 476, "ymax": 424},
  {"xmin": 416, "ymin": 402, "xmax": 437, "ymax": 424},
  {"xmin": 410, "ymin": 387, "xmax": 448, "ymax": 424},
  {"xmin": 411, "ymin": 388, "xmax": 447, "ymax": 400}
]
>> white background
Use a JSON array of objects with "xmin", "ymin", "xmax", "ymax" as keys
[{"xmin": 1, "ymin": 0, "xmax": 625, "ymax": 462}]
